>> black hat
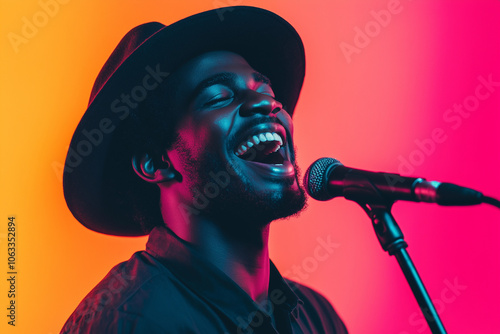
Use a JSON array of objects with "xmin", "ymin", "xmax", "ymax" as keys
[{"xmin": 63, "ymin": 6, "xmax": 306, "ymax": 236}]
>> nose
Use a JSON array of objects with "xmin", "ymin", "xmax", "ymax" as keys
[{"xmin": 239, "ymin": 91, "xmax": 283, "ymax": 117}]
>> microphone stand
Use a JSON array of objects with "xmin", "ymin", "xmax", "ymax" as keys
[{"xmin": 357, "ymin": 201, "xmax": 447, "ymax": 334}]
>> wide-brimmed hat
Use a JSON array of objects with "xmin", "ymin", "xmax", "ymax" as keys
[{"xmin": 63, "ymin": 6, "xmax": 306, "ymax": 236}]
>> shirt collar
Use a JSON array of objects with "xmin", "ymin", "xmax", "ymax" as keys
[{"xmin": 146, "ymin": 225, "xmax": 301, "ymax": 329}]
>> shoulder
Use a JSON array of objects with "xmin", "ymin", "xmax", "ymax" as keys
[
  {"xmin": 61, "ymin": 308, "xmax": 166, "ymax": 334},
  {"xmin": 285, "ymin": 279, "xmax": 349, "ymax": 334},
  {"xmin": 61, "ymin": 251, "xmax": 193, "ymax": 333}
]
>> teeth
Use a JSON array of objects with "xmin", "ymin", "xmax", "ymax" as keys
[
  {"xmin": 236, "ymin": 144, "xmax": 247, "ymax": 156},
  {"xmin": 235, "ymin": 131, "xmax": 285, "ymax": 156},
  {"xmin": 273, "ymin": 133, "xmax": 283, "ymax": 146}
]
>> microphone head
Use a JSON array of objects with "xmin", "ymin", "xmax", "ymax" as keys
[{"xmin": 303, "ymin": 157, "xmax": 343, "ymax": 201}]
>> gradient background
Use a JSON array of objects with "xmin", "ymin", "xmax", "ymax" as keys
[{"xmin": 1, "ymin": 0, "xmax": 499, "ymax": 333}]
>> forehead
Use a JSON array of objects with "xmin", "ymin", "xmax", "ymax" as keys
[{"xmin": 171, "ymin": 51, "xmax": 268, "ymax": 95}]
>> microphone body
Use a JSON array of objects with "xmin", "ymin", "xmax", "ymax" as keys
[{"xmin": 304, "ymin": 158, "xmax": 483, "ymax": 206}]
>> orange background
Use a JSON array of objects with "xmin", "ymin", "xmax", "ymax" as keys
[{"xmin": 1, "ymin": 1, "xmax": 499, "ymax": 333}]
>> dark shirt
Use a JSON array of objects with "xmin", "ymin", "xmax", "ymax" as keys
[{"xmin": 61, "ymin": 226, "xmax": 348, "ymax": 333}]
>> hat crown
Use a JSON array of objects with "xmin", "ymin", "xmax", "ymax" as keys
[{"xmin": 89, "ymin": 22, "xmax": 165, "ymax": 106}]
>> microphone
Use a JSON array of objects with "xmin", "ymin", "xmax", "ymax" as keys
[{"xmin": 303, "ymin": 157, "xmax": 484, "ymax": 206}]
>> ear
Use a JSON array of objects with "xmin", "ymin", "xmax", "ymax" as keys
[{"xmin": 132, "ymin": 153, "xmax": 178, "ymax": 184}]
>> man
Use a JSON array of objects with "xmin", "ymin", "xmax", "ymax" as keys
[{"xmin": 61, "ymin": 6, "xmax": 348, "ymax": 333}]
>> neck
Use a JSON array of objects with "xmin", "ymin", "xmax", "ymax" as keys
[
  {"xmin": 195, "ymin": 222, "xmax": 271, "ymax": 303},
  {"xmin": 160, "ymin": 192, "xmax": 271, "ymax": 303}
]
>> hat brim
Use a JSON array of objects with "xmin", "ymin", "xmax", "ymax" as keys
[{"xmin": 63, "ymin": 6, "xmax": 305, "ymax": 236}]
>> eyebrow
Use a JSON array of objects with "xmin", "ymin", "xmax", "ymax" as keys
[
  {"xmin": 191, "ymin": 71, "xmax": 272, "ymax": 100},
  {"xmin": 253, "ymin": 72, "xmax": 272, "ymax": 86}
]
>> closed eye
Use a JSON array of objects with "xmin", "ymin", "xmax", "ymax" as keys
[{"xmin": 204, "ymin": 95, "xmax": 233, "ymax": 107}]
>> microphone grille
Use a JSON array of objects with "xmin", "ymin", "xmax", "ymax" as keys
[{"xmin": 303, "ymin": 157, "xmax": 342, "ymax": 201}]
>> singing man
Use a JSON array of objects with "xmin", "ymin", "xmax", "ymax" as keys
[{"xmin": 61, "ymin": 6, "xmax": 348, "ymax": 333}]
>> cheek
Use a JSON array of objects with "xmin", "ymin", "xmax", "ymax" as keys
[
  {"xmin": 195, "ymin": 113, "xmax": 234, "ymax": 147},
  {"xmin": 175, "ymin": 111, "xmax": 234, "ymax": 157},
  {"xmin": 175, "ymin": 117, "xmax": 210, "ymax": 153},
  {"xmin": 175, "ymin": 121, "xmax": 221, "ymax": 159},
  {"xmin": 179, "ymin": 128, "xmax": 205, "ymax": 149},
  {"xmin": 277, "ymin": 111, "xmax": 294, "ymax": 135},
  {"xmin": 174, "ymin": 130, "xmax": 206, "ymax": 164}
]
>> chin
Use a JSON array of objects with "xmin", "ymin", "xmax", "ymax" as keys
[
  {"xmin": 209, "ymin": 152, "xmax": 307, "ymax": 227},
  {"xmin": 203, "ymin": 179, "xmax": 308, "ymax": 232}
]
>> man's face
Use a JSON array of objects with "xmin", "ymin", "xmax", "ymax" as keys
[{"xmin": 165, "ymin": 51, "xmax": 306, "ymax": 228}]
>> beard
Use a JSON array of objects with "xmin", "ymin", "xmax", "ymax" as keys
[{"xmin": 172, "ymin": 137, "xmax": 307, "ymax": 232}]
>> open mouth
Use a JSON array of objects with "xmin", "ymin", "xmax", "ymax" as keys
[{"xmin": 234, "ymin": 130, "xmax": 287, "ymax": 165}]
